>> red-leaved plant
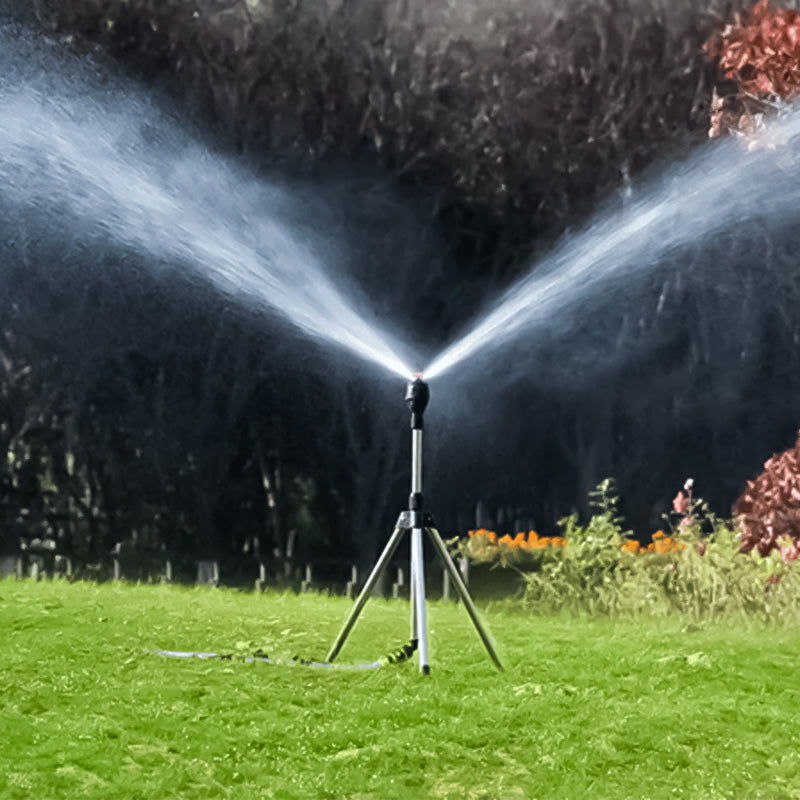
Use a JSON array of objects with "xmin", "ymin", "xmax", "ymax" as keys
[
  {"xmin": 705, "ymin": 0, "xmax": 800, "ymax": 139},
  {"xmin": 733, "ymin": 431, "xmax": 800, "ymax": 559}
]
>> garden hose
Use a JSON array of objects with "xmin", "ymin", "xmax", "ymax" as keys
[{"xmin": 155, "ymin": 638, "xmax": 418, "ymax": 670}]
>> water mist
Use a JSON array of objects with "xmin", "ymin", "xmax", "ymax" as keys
[
  {"xmin": 423, "ymin": 113, "xmax": 800, "ymax": 381},
  {"xmin": 0, "ymin": 26, "xmax": 416, "ymax": 381}
]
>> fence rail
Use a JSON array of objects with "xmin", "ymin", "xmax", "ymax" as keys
[{"xmin": 0, "ymin": 551, "xmax": 474, "ymax": 599}]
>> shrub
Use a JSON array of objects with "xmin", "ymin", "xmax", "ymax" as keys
[
  {"xmin": 706, "ymin": 0, "xmax": 800, "ymax": 139},
  {"xmin": 733, "ymin": 430, "xmax": 800, "ymax": 558},
  {"xmin": 458, "ymin": 479, "xmax": 800, "ymax": 623}
]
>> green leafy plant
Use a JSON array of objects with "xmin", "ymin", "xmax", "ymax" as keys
[
  {"xmin": 520, "ymin": 479, "xmax": 641, "ymax": 616},
  {"xmin": 460, "ymin": 479, "xmax": 800, "ymax": 623}
]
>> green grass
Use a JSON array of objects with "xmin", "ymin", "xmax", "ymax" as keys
[{"xmin": 2, "ymin": 579, "xmax": 800, "ymax": 800}]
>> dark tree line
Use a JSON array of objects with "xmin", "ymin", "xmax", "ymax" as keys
[
  {"xmin": 29, "ymin": 0, "xmax": 733, "ymax": 281},
  {"xmin": 3, "ymin": 0, "xmax": 800, "ymax": 579}
]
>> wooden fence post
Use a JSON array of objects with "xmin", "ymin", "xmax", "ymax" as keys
[
  {"xmin": 301, "ymin": 564, "xmax": 313, "ymax": 593},
  {"xmin": 255, "ymin": 562, "xmax": 267, "ymax": 592},
  {"xmin": 391, "ymin": 566, "xmax": 405, "ymax": 600},
  {"xmin": 345, "ymin": 565, "xmax": 358, "ymax": 599},
  {"xmin": 197, "ymin": 560, "xmax": 219, "ymax": 587}
]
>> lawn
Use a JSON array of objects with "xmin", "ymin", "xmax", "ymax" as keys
[{"xmin": 2, "ymin": 578, "xmax": 799, "ymax": 799}]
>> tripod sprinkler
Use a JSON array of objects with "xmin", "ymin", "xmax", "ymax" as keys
[
  {"xmin": 326, "ymin": 374, "xmax": 503, "ymax": 674},
  {"xmin": 159, "ymin": 373, "xmax": 501, "ymax": 674}
]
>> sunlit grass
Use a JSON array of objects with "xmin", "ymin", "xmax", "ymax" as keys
[{"xmin": 2, "ymin": 579, "xmax": 800, "ymax": 799}]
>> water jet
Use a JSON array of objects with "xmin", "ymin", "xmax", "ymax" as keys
[
  {"xmin": 423, "ymin": 109, "xmax": 800, "ymax": 382},
  {"xmin": 0, "ymin": 28, "xmax": 418, "ymax": 382}
]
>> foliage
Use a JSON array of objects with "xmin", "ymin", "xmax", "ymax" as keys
[
  {"xmin": 734, "ymin": 429, "xmax": 800, "ymax": 557},
  {"xmin": 522, "ymin": 507, "xmax": 637, "ymax": 616},
  {"xmin": 4, "ymin": 580, "xmax": 800, "ymax": 799},
  {"xmin": 0, "ymin": 278, "xmax": 342, "ymax": 572},
  {"xmin": 706, "ymin": 0, "xmax": 800, "ymax": 139},
  {"xmin": 458, "ymin": 479, "xmax": 800, "ymax": 624}
]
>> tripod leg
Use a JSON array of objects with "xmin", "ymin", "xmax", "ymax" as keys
[
  {"xmin": 409, "ymin": 543, "xmax": 417, "ymax": 641},
  {"xmin": 326, "ymin": 526, "xmax": 406, "ymax": 663},
  {"xmin": 426, "ymin": 527, "xmax": 504, "ymax": 672},
  {"xmin": 411, "ymin": 527, "xmax": 430, "ymax": 675}
]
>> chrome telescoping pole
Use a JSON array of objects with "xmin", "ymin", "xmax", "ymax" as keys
[
  {"xmin": 405, "ymin": 377, "xmax": 430, "ymax": 676},
  {"xmin": 410, "ymin": 425, "xmax": 428, "ymax": 675}
]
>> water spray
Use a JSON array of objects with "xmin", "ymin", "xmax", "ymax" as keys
[
  {"xmin": 422, "ymin": 109, "xmax": 800, "ymax": 382},
  {"xmin": 326, "ymin": 374, "xmax": 503, "ymax": 675},
  {"xmin": 0, "ymin": 41, "xmax": 417, "ymax": 383}
]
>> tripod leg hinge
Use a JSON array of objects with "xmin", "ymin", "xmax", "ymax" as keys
[{"xmin": 396, "ymin": 510, "xmax": 436, "ymax": 529}]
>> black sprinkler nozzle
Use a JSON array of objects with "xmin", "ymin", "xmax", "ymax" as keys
[{"xmin": 405, "ymin": 376, "xmax": 430, "ymax": 430}]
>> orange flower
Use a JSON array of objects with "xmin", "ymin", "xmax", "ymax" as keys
[
  {"xmin": 653, "ymin": 536, "xmax": 686, "ymax": 554},
  {"xmin": 468, "ymin": 529, "xmax": 497, "ymax": 545},
  {"xmin": 621, "ymin": 539, "xmax": 641, "ymax": 553}
]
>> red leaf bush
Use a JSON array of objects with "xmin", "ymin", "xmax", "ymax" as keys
[
  {"xmin": 734, "ymin": 431, "xmax": 800, "ymax": 556},
  {"xmin": 705, "ymin": 0, "xmax": 800, "ymax": 138}
]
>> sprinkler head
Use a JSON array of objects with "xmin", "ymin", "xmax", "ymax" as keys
[{"xmin": 405, "ymin": 376, "xmax": 430, "ymax": 430}]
